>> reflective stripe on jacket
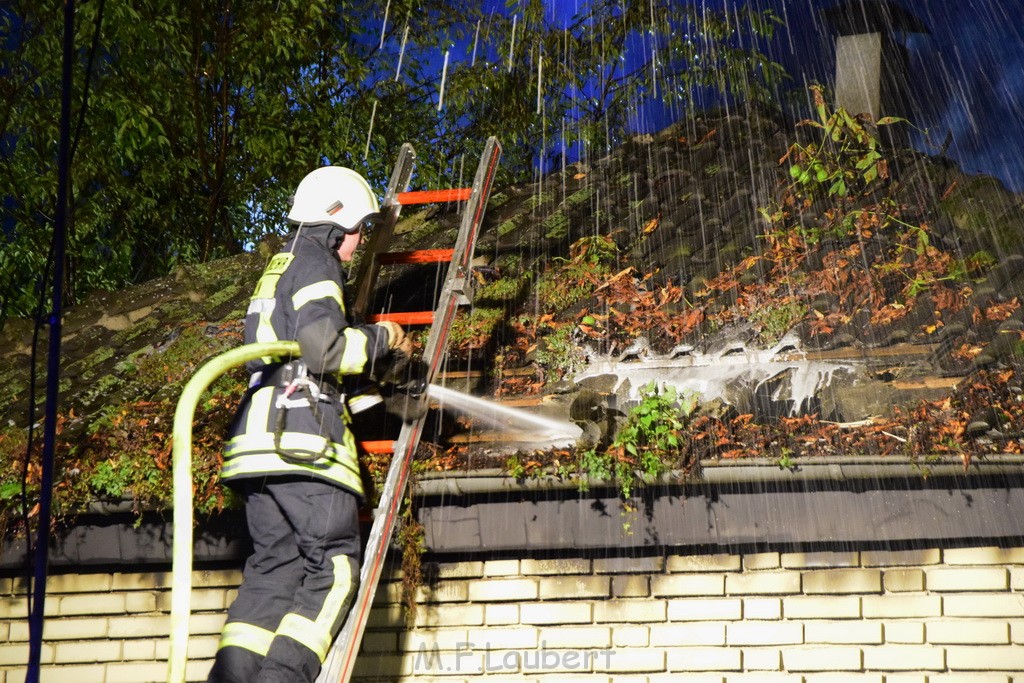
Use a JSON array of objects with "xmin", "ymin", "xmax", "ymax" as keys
[{"xmin": 222, "ymin": 229, "xmax": 390, "ymax": 498}]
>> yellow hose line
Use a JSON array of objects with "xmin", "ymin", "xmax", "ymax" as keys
[{"xmin": 168, "ymin": 341, "xmax": 299, "ymax": 683}]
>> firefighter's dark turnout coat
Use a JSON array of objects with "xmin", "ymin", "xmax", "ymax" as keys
[{"xmin": 208, "ymin": 226, "xmax": 391, "ymax": 683}]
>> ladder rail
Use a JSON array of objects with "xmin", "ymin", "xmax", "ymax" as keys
[
  {"xmin": 317, "ymin": 136, "xmax": 501, "ymax": 683},
  {"xmin": 350, "ymin": 143, "xmax": 417, "ymax": 321}
]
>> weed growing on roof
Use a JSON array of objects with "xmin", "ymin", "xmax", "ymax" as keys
[{"xmin": 577, "ymin": 381, "xmax": 698, "ymax": 500}]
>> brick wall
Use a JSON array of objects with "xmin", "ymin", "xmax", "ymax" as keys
[{"xmin": 2, "ymin": 547, "xmax": 1024, "ymax": 682}]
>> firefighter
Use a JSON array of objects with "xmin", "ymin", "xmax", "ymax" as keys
[{"xmin": 207, "ymin": 166, "xmax": 410, "ymax": 683}]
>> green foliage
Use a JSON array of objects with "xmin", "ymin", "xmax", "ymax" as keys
[
  {"xmin": 750, "ymin": 301, "xmax": 807, "ymax": 345},
  {"xmin": 0, "ymin": 1, "xmax": 786, "ymax": 323},
  {"xmin": 760, "ymin": 85, "xmax": 910, "ymax": 245},
  {"xmin": 535, "ymin": 235, "xmax": 618, "ymax": 313},
  {"xmin": 578, "ymin": 381, "xmax": 696, "ymax": 500},
  {"xmin": 533, "ymin": 322, "xmax": 586, "ymax": 376}
]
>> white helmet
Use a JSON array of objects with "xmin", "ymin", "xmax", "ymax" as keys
[{"xmin": 287, "ymin": 166, "xmax": 379, "ymax": 232}]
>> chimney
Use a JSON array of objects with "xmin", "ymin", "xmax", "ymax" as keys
[{"xmin": 823, "ymin": 0, "xmax": 929, "ymax": 142}]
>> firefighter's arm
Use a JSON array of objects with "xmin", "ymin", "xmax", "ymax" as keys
[{"xmin": 291, "ymin": 273, "xmax": 390, "ymax": 375}]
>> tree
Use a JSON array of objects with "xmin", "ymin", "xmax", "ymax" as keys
[{"xmin": 0, "ymin": 0, "xmax": 784, "ymax": 323}]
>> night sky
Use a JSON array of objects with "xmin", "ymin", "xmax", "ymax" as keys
[{"xmin": 539, "ymin": 0, "xmax": 1024, "ymax": 191}]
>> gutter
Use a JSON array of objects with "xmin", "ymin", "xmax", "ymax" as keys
[{"xmin": 413, "ymin": 454, "xmax": 1024, "ymax": 497}]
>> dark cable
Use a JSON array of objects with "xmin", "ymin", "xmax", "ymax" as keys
[
  {"xmin": 26, "ymin": 0, "xmax": 75, "ymax": 680},
  {"xmin": 69, "ymin": 0, "xmax": 106, "ymax": 167}
]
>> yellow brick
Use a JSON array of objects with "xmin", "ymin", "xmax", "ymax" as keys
[
  {"xmin": 740, "ymin": 647, "xmax": 781, "ymax": 670},
  {"xmin": 1, "ymin": 663, "xmax": 108, "ymax": 683},
  {"xmin": 57, "ymin": 593, "xmax": 126, "ymax": 616},
  {"xmin": 521, "ymin": 602, "xmax": 592, "ymax": 625},
  {"xmin": 862, "ymin": 595, "xmax": 941, "ymax": 618},
  {"xmin": 668, "ymin": 598, "xmax": 742, "ymax": 621},
  {"xmin": 107, "ymin": 614, "xmax": 170, "ymax": 638},
  {"xmin": 25, "ymin": 573, "xmax": 112, "ymax": 594},
  {"xmin": 665, "ymin": 647, "xmax": 742, "ymax": 672},
  {"xmin": 726, "ymin": 572, "xmax": 801, "ymax": 595},
  {"xmin": 366, "ymin": 604, "xmax": 405, "ymax": 628},
  {"xmin": 884, "ymin": 621, "xmax": 925, "ymax": 643},
  {"xmin": 485, "ymin": 604, "xmax": 519, "ymax": 626},
  {"xmin": 53, "ymin": 640, "xmax": 121, "ymax": 664},
  {"xmin": 121, "ymin": 638, "xmax": 155, "ymax": 659},
  {"xmin": 7, "ymin": 617, "xmax": 109, "ymax": 643},
  {"xmin": 801, "ymin": 676, "xmax": 883, "ymax": 683},
  {"xmin": 863, "ymin": 645, "xmax": 945, "ymax": 670},
  {"xmin": 468, "ymin": 627, "xmax": 538, "ymax": 650},
  {"xmin": 744, "ymin": 553, "xmax": 781, "ymax": 570},
  {"xmin": 403, "ymin": 629, "xmax": 470, "ymax": 652},
  {"xmin": 154, "ymin": 588, "xmax": 225, "ymax": 613},
  {"xmin": 883, "ymin": 569, "xmax": 925, "ymax": 592},
  {"xmin": 415, "ymin": 604, "xmax": 484, "ymax": 628},
  {"xmin": 191, "ymin": 569, "xmax": 243, "ymax": 588},
  {"xmin": 650, "ymin": 623, "xmax": 726, "ymax": 646},
  {"xmin": 726, "ymin": 622, "xmax": 801, "ymax": 646},
  {"xmin": 944, "ymin": 594, "xmax": 1024, "ymax": 617},
  {"xmin": 928, "ymin": 675, "xmax": 1011, "ymax": 683},
  {"xmin": 860, "ymin": 549, "xmax": 941, "ymax": 567},
  {"xmin": 0, "ymin": 641, "xmax": 51, "ymax": 668},
  {"xmin": 409, "ymin": 580, "xmax": 468, "ymax": 604},
  {"xmin": 612, "ymin": 625, "xmax": 650, "ymax": 647},
  {"xmin": 612, "ymin": 575, "xmax": 649, "ymax": 598},
  {"xmin": 109, "ymin": 572, "xmax": 168, "ymax": 591},
  {"xmin": 107, "ymin": 661, "xmax": 177, "ymax": 683},
  {"xmin": 361, "ymin": 631, "xmax": 399, "ymax": 653},
  {"xmin": 488, "ymin": 646, "xmax": 605, "ymax": 674},
  {"xmin": 804, "ymin": 620, "xmax": 882, "ymax": 644},
  {"xmin": 468, "ymin": 578, "xmax": 536, "ymax": 602},
  {"xmin": 0, "ymin": 597, "xmax": 55, "ymax": 619},
  {"xmin": 743, "ymin": 598, "xmax": 781, "ymax": 620},
  {"xmin": 728, "ymin": 675, "xmax": 801, "ymax": 683},
  {"xmin": 1012, "ymin": 620, "xmax": 1024, "ymax": 644},
  {"xmin": 883, "ymin": 675, "xmax": 929, "ymax": 683},
  {"xmin": 483, "ymin": 560, "xmax": 520, "ymax": 577},
  {"xmin": 539, "ymin": 576, "xmax": 610, "ymax": 600},
  {"xmin": 407, "ymin": 651, "xmax": 483, "ymax": 675},
  {"xmin": 594, "ymin": 600, "xmax": 665, "ymax": 623},
  {"xmin": 781, "ymin": 551, "xmax": 859, "ymax": 569},
  {"xmin": 539, "ymin": 626, "xmax": 612, "ymax": 649},
  {"xmin": 189, "ymin": 612, "xmax": 228, "ymax": 635},
  {"xmin": 783, "ymin": 596, "xmax": 861, "ymax": 619},
  {"xmin": 1012, "ymin": 568, "xmax": 1024, "ymax": 591},
  {"xmin": 651, "ymin": 574, "xmax": 724, "ymax": 597},
  {"xmin": 521, "ymin": 559, "xmax": 591, "ymax": 575},
  {"xmin": 595, "ymin": 648, "xmax": 665, "ymax": 673},
  {"xmin": 431, "ymin": 561, "xmax": 484, "ymax": 579},
  {"xmin": 927, "ymin": 567, "xmax": 1009, "ymax": 591},
  {"xmin": 125, "ymin": 591, "xmax": 158, "ymax": 613},
  {"xmin": 353, "ymin": 653, "xmax": 411, "ymax": 678},
  {"xmin": 782, "ymin": 647, "xmax": 861, "ymax": 672},
  {"xmin": 943, "ymin": 546, "xmax": 1024, "ymax": 565},
  {"xmin": 596, "ymin": 556, "xmax": 665, "ymax": 574},
  {"xmin": 946, "ymin": 645, "xmax": 1024, "ymax": 670},
  {"xmin": 927, "ymin": 620, "xmax": 1009, "ymax": 644},
  {"xmin": 802, "ymin": 569, "xmax": 881, "ymax": 594},
  {"xmin": 667, "ymin": 554, "xmax": 740, "ymax": 573}
]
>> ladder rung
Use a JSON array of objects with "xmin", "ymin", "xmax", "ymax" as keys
[
  {"xmin": 396, "ymin": 188, "xmax": 472, "ymax": 205},
  {"xmin": 368, "ymin": 311, "xmax": 434, "ymax": 325},
  {"xmin": 378, "ymin": 249, "xmax": 454, "ymax": 265},
  {"xmin": 359, "ymin": 440, "xmax": 395, "ymax": 454}
]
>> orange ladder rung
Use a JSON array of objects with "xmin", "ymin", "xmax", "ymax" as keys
[
  {"xmin": 396, "ymin": 188, "xmax": 472, "ymax": 205},
  {"xmin": 378, "ymin": 249, "xmax": 454, "ymax": 265},
  {"xmin": 359, "ymin": 440, "xmax": 396, "ymax": 454},
  {"xmin": 367, "ymin": 311, "xmax": 434, "ymax": 325}
]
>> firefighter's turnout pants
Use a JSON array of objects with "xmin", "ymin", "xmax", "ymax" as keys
[{"xmin": 207, "ymin": 477, "xmax": 360, "ymax": 683}]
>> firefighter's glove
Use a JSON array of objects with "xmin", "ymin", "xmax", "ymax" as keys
[
  {"xmin": 381, "ymin": 359, "xmax": 429, "ymax": 423},
  {"xmin": 375, "ymin": 321, "xmax": 412, "ymax": 357}
]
